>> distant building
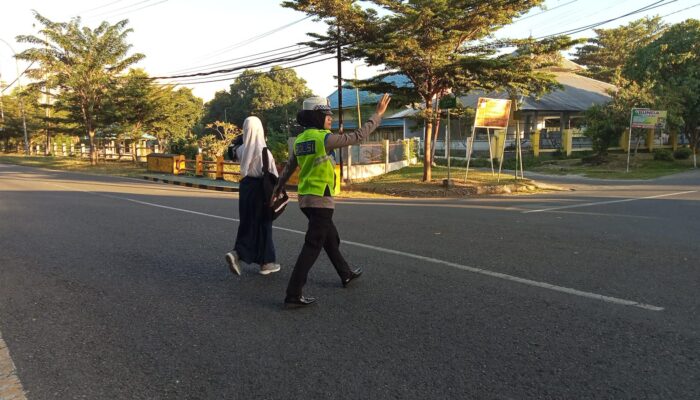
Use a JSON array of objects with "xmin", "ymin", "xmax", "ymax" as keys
[{"xmin": 326, "ymin": 59, "xmax": 616, "ymax": 144}]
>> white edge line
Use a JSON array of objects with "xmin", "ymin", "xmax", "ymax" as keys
[
  {"xmin": 47, "ymin": 182, "xmax": 665, "ymax": 312},
  {"xmin": 524, "ymin": 191, "xmax": 697, "ymax": 213}
]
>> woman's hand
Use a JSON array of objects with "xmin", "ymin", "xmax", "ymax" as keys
[{"xmin": 375, "ymin": 93, "xmax": 392, "ymax": 116}]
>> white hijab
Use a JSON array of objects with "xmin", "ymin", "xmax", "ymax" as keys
[{"xmin": 237, "ymin": 116, "xmax": 278, "ymax": 178}]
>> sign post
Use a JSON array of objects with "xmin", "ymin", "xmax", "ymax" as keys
[
  {"xmin": 627, "ymin": 108, "xmax": 667, "ymax": 172},
  {"xmin": 465, "ymin": 98, "xmax": 512, "ymax": 181}
]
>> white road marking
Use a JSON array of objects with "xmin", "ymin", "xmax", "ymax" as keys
[
  {"xmin": 47, "ymin": 182, "xmax": 665, "ymax": 312},
  {"xmin": 0, "ymin": 331, "xmax": 27, "ymax": 400},
  {"xmin": 523, "ymin": 191, "xmax": 697, "ymax": 213}
]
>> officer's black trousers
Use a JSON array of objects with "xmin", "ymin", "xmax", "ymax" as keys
[{"xmin": 286, "ymin": 207, "xmax": 352, "ymax": 298}]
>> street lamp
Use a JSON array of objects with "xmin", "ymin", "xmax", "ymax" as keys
[{"xmin": 0, "ymin": 38, "xmax": 29, "ymax": 155}]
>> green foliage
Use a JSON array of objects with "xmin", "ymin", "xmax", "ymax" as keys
[
  {"xmin": 583, "ymin": 74, "xmax": 656, "ymax": 156},
  {"xmin": 625, "ymin": 19, "xmax": 700, "ymax": 158},
  {"xmin": 652, "ymin": 148, "xmax": 673, "ymax": 161},
  {"xmin": 0, "ymin": 86, "xmax": 45, "ymax": 143},
  {"xmin": 150, "ymin": 87, "xmax": 204, "ymax": 150},
  {"xmin": 284, "ymin": 0, "xmax": 577, "ymax": 181},
  {"xmin": 169, "ymin": 135, "xmax": 200, "ymax": 160},
  {"xmin": 202, "ymin": 67, "xmax": 312, "ymax": 135},
  {"xmin": 673, "ymin": 147, "xmax": 693, "ymax": 160},
  {"xmin": 16, "ymin": 12, "xmax": 144, "ymax": 158},
  {"xmin": 201, "ymin": 121, "xmax": 241, "ymax": 159},
  {"xmin": 266, "ymin": 130, "xmax": 290, "ymax": 162},
  {"xmin": 573, "ymin": 17, "xmax": 666, "ymax": 83}
]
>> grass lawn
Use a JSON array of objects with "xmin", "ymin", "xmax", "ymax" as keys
[
  {"xmin": 528, "ymin": 152, "xmax": 696, "ymax": 179},
  {"xmin": 0, "ymin": 154, "xmax": 147, "ymax": 177},
  {"xmin": 341, "ymin": 163, "xmax": 539, "ymax": 198}
]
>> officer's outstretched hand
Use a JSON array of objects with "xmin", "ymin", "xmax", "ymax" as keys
[{"xmin": 375, "ymin": 93, "xmax": 391, "ymax": 117}]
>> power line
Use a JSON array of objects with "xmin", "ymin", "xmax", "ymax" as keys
[
  {"xmin": 164, "ymin": 44, "xmax": 312, "ymax": 76},
  {"xmin": 74, "ymin": 0, "xmax": 127, "ymax": 16},
  {"xmin": 98, "ymin": 0, "xmax": 169, "ymax": 19},
  {"xmin": 88, "ymin": 0, "xmax": 156, "ymax": 18},
  {"xmin": 160, "ymin": 55, "xmax": 338, "ymax": 86},
  {"xmin": 151, "ymin": 45, "xmax": 338, "ymax": 80},
  {"xmin": 0, "ymin": 62, "xmax": 35, "ymax": 94},
  {"xmin": 161, "ymin": 52, "xmax": 335, "ymax": 84},
  {"xmin": 537, "ymin": 0, "xmax": 679, "ymax": 38},
  {"xmin": 197, "ymin": 16, "xmax": 311, "ymax": 62},
  {"xmin": 513, "ymin": 0, "xmax": 580, "ymax": 23},
  {"xmin": 661, "ymin": 2, "xmax": 700, "ymax": 17}
]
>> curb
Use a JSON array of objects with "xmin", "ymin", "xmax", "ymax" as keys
[{"xmin": 142, "ymin": 176, "xmax": 239, "ymax": 192}]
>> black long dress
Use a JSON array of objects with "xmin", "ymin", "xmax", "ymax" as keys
[{"xmin": 234, "ymin": 176, "xmax": 276, "ymax": 265}]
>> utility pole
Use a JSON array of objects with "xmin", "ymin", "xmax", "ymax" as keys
[{"xmin": 336, "ymin": 24, "xmax": 344, "ymax": 181}]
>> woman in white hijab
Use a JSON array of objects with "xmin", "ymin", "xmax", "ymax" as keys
[{"xmin": 225, "ymin": 116, "xmax": 280, "ymax": 276}]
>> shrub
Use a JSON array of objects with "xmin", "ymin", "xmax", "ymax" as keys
[
  {"xmin": 673, "ymin": 147, "xmax": 693, "ymax": 160},
  {"xmin": 652, "ymin": 148, "xmax": 673, "ymax": 161}
]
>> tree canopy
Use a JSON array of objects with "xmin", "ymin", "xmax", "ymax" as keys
[
  {"xmin": 283, "ymin": 0, "xmax": 575, "ymax": 181},
  {"xmin": 203, "ymin": 67, "xmax": 312, "ymax": 135},
  {"xmin": 624, "ymin": 19, "xmax": 700, "ymax": 165},
  {"xmin": 16, "ymin": 12, "xmax": 144, "ymax": 163},
  {"xmin": 573, "ymin": 16, "xmax": 666, "ymax": 83}
]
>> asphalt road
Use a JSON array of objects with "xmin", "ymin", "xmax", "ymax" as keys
[{"xmin": 1, "ymin": 163, "xmax": 699, "ymax": 399}]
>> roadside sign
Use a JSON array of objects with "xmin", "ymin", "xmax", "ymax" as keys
[
  {"xmin": 474, "ymin": 98, "xmax": 512, "ymax": 129},
  {"xmin": 631, "ymin": 109, "xmax": 667, "ymax": 129}
]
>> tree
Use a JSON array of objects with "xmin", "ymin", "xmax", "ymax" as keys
[
  {"xmin": 0, "ymin": 87, "xmax": 44, "ymax": 148},
  {"xmin": 583, "ymin": 74, "xmax": 655, "ymax": 157},
  {"xmin": 573, "ymin": 16, "xmax": 666, "ymax": 83},
  {"xmin": 283, "ymin": 0, "xmax": 574, "ymax": 181},
  {"xmin": 16, "ymin": 12, "xmax": 144, "ymax": 164},
  {"xmin": 150, "ymin": 86, "xmax": 204, "ymax": 151},
  {"xmin": 624, "ymin": 19, "xmax": 700, "ymax": 167},
  {"xmin": 203, "ymin": 67, "xmax": 312, "ymax": 134},
  {"xmin": 96, "ymin": 68, "xmax": 158, "ymax": 161}
]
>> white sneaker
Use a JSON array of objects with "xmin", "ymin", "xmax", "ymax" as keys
[
  {"xmin": 225, "ymin": 251, "xmax": 241, "ymax": 276},
  {"xmin": 260, "ymin": 263, "xmax": 281, "ymax": 275}
]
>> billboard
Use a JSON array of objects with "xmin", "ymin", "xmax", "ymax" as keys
[
  {"xmin": 474, "ymin": 98, "xmax": 512, "ymax": 128},
  {"xmin": 631, "ymin": 109, "xmax": 667, "ymax": 129}
]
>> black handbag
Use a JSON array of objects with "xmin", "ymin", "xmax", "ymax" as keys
[{"xmin": 262, "ymin": 148, "xmax": 288, "ymax": 220}]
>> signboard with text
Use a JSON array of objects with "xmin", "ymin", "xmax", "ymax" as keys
[
  {"xmin": 631, "ymin": 109, "xmax": 667, "ymax": 129},
  {"xmin": 474, "ymin": 98, "xmax": 512, "ymax": 129}
]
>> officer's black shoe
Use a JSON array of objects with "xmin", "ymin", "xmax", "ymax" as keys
[
  {"xmin": 342, "ymin": 268, "xmax": 363, "ymax": 287},
  {"xmin": 284, "ymin": 295, "xmax": 317, "ymax": 307}
]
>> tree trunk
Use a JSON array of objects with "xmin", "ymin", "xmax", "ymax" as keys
[
  {"xmin": 89, "ymin": 130, "xmax": 97, "ymax": 166},
  {"xmin": 423, "ymin": 100, "xmax": 433, "ymax": 182}
]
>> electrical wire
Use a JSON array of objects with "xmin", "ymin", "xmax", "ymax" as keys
[
  {"xmin": 196, "ymin": 16, "xmax": 311, "ymax": 61},
  {"xmin": 537, "ymin": 0, "xmax": 680, "ymax": 38},
  {"xmin": 513, "ymin": 0, "xmax": 580, "ymax": 23},
  {"xmin": 0, "ymin": 61, "xmax": 35, "ymax": 94},
  {"xmin": 160, "ymin": 52, "xmax": 335, "ymax": 84},
  {"xmin": 165, "ymin": 44, "xmax": 312, "ymax": 76},
  {"xmin": 660, "ymin": 2, "xmax": 700, "ymax": 18},
  {"xmin": 99, "ymin": 0, "xmax": 168, "ymax": 19},
  {"xmin": 158, "ymin": 55, "xmax": 338, "ymax": 86},
  {"xmin": 74, "ymin": 0, "xmax": 127, "ymax": 16},
  {"xmin": 150, "ymin": 45, "xmax": 339, "ymax": 80}
]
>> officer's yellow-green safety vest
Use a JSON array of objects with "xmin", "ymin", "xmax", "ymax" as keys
[{"xmin": 294, "ymin": 128, "xmax": 335, "ymax": 196}]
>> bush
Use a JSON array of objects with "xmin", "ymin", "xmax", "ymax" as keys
[
  {"xmin": 652, "ymin": 148, "xmax": 673, "ymax": 161},
  {"xmin": 673, "ymin": 147, "xmax": 693, "ymax": 160}
]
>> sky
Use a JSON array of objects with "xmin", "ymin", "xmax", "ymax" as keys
[{"xmin": 1, "ymin": 0, "xmax": 699, "ymax": 103}]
